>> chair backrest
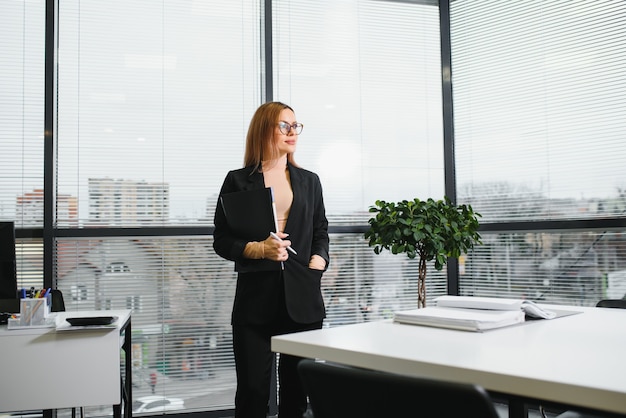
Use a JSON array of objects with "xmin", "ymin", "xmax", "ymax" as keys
[
  {"xmin": 298, "ymin": 359, "xmax": 500, "ymax": 418},
  {"xmin": 51, "ymin": 289, "xmax": 66, "ymax": 312},
  {"xmin": 596, "ymin": 299, "xmax": 626, "ymax": 309}
]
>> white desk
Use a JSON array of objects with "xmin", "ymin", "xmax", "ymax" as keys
[
  {"xmin": 272, "ymin": 305, "xmax": 626, "ymax": 417},
  {"xmin": 0, "ymin": 310, "xmax": 132, "ymax": 416}
]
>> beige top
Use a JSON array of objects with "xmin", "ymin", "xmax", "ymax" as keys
[{"xmin": 262, "ymin": 161, "xmax": 292, "ymax": 232}]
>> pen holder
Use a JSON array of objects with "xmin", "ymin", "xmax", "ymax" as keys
[{"xmin": 19, "ymin": 297, "xmax": 50, "ymax": 326}]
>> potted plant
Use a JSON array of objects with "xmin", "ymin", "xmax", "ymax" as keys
[{"xmin": 364, "ymin": 197, "xmax": 482, "ymax": 308}]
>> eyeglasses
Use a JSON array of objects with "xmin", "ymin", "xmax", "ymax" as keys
[{"xmin": 277, "ymin": 121, "xmax": 304, "ymax": 135}]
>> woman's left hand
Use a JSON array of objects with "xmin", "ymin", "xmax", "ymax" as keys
[{"xmin": 308, "ymin": 254, "xmax": 326, "ymax": 270}]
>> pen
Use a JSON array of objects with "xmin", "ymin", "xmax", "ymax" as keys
[{"xmin": 270, "ymin": 232, "xmax": 297, "ymax": 255}]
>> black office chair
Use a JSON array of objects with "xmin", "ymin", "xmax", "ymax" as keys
[
  {"xmin": 595, "ymin": 299, "xmax": 626, "ymax": 309},
  {"xmin": 298, "ymin": 359, "xmax": 500, "ymax": 418},
  {"xmin": 50, "ymin": 288, "xmax": 66, "ymax": 312}
]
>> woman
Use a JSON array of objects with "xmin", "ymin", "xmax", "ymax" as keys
[{"xmin": 213, "ymin": 101, "xmax": 329, "ymax": 418}]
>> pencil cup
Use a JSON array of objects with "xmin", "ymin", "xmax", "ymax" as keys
[{"xmin": 19, "ymin": 297, "xmax": 50, "ymax": 326}]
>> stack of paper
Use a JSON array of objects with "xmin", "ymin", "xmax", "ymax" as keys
[
  {"xmin": 435, "ymin": 296, "xmax": 556, "ymax": 319},
  {"xmin": 435, "ymin": 295, "xmax": 523, "ymax": 310},
  {"xmin": 394, "ymin": 306, "xmax": 525, "ymax": 332}
]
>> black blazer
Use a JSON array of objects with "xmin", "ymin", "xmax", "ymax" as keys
[{"xmin": 213, "ymin": 163, "xmax": 330, "ymax": 325}]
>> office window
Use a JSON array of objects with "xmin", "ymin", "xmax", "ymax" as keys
[
  {"xmin": 0, "ymin": 1, "xmax": 46, "ymax": 294},
  {"xmin": 463, "ymin": 230, "xmax": 626, "ymax": 305},
  {"xmin": 451, "ymin": 1, "xmax": 626, "ymax": 222},
  {"xmin": 55, "ymin": 0, "xmax": 262, "ymax": 414},
  {"xmin": 273, "ymin": 0, "xmax": 444, "ymax": 224},
  {"xmin": 0, "ymin": 1, "xmax": 45, "ymax": 229},
  {"xmin": 56, "ymin": 0, "xmax": 262, "ymax": 227},
  {"xmin": 451, "ymin": 1, "xmax": 626, "ymax": 304}
]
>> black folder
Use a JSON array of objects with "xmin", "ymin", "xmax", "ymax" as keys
[{"xmin": 220, "ymin": 187, "xmax": 277, "ymax": 241}]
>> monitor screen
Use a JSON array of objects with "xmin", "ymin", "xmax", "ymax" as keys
[{"xmin": 0, "ymin": 221, "xmax": 18, "ymax": 300}]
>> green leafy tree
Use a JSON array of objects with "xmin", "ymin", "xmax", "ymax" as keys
[{"xmin": 365, "ymin": 197, "xmax": 482, "ymax": 308}]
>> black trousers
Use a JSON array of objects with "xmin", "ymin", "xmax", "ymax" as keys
[{"xmin": 232, "ymin": 280, "xmax": 322, "ymax": 418}]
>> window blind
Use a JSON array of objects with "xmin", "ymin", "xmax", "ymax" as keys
[
  {"xmin": 0, "ymin": 1, "xmax": 46, "ymax": 297},
  {"xmin": 451, "ymin": 1, "xmax": 626, "ymax": 306},
  {"xmin": 56, "ymin": 0, "xmax": 261, "ymax": 227},
  {"xmin": 0, "ymin": 0, "xmax": 45, "ymax": 228},
  {"xmin": 451, "ymin": 0, "xmax": 626, "ymax": 222},
  {"xmin": 462, "ymin": 230, "xmax": 626, "ymax": 306},
  {"xmin": 273, "ymin": 0, "xmax": 444, "ymax": 225}
]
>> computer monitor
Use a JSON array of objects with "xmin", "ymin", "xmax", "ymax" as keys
[{"xmin": 0, "ymin": 221, "xmax": 18, "ymax": 300}]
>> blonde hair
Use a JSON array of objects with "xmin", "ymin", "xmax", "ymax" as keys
[{"xmin": 243, "ymin": 101, "xmax": 299, "ymax": 171}]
